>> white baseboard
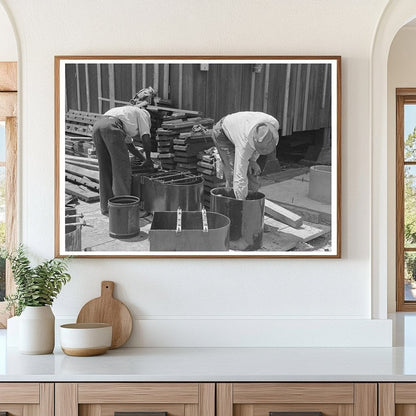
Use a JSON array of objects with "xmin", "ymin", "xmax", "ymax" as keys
[{"xmin": 54, "ymin": 317, "xmax": 392, "ymax": 348}]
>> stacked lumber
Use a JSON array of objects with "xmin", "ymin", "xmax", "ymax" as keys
[
  {"xmin": 65, "ymin": 158, "xmax": 100, "ymax": 203},
  {"xmin": 65, "ymin": 110, "xmax": 100, "ymax": 158},
  {"xmin": 197, "ymin": 148, "xmax": 226, "ymax": 208},
  {"xmin": 65, "ymin": 109, "xmax": 100, "ymax": 137}
]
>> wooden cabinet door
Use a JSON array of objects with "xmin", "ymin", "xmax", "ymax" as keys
[
  {"xmin": 55, "ymin": 383, "xmax": 215, "ymax": 416},
  {"xmin": 379, "ymin": 383, "xmax": 416, "ymax": 416},
  {"xmin": 217, "ymin": 383, "xmax": 377, "ymax": 416},
  {"xmin": 0, "ymin": 383, "xmax": 53, "ymax": 416}
]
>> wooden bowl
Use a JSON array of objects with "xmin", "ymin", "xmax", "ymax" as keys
[{"xmin": 60, "ymin": 323, "xmax": 112, "ymax": 356}]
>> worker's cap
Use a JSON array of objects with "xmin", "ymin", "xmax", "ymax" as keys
[
  {"xmin": 250, "ymin": 123, "xmax": 279, "ymax": 155},
  {"xmin": 131, "ymin": 86, "xmax": 156, "ymax": 105}
]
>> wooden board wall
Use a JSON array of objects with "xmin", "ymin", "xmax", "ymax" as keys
[{"xmin": 65, "ymin": 62, "xmax": 332, "ymax": 136}]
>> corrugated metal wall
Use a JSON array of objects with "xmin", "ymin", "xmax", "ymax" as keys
[{"xmin": 65, "ymin": 62, "xmax": 331, "ymax": 137}]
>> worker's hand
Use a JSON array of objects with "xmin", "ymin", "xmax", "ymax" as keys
[
  {"xmin": 248, "ymin": 160, "xmax": 261, "ymax": 176},
  {"xmin": 141, "ymin": 159, "xmax": 154, "ymax": 169}
]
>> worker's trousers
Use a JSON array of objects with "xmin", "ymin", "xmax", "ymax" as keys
[
  {"xmin": 92, "ymin": 117, "xmax": 132, "ymax": 214},
  {"xmin": 211, "ymin": 118, "xmax": 260, "ymax": 197}
]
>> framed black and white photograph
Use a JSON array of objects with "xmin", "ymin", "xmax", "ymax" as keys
[{"xmin": 55, "ymin": 56, "xmax": 341, "ymax": 258}]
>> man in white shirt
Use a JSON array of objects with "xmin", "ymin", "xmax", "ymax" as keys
[
  {"xmin": 212, "ymin": 111, "xmax": 280, "ymax": 200},
  {"xmin": 92, "ymin": 105, "xmax": 152, "ymax": 215}
]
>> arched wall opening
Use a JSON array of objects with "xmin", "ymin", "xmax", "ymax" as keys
[{"xmin": 371, "ymin": 1, "xmax": 416, "ymax": 319}]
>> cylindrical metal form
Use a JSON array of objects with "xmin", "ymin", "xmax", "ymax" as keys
[
  {"xmin": 108, "ymin": 195, "xmax": 140, "ymax": 239},
  {"xmin": 142, "ymin": 171, "xmax": 204, "ymax": 212},
  {"xmin": 149, "ymin": 210, "xmax": 230, "ymax": 251},
  {"xmin": 210, "ymin": 187, "xmax": 265, "ymax": 251},
  {"xmin": 308, "ymin": 165, "xmax": 331, "ymax": 204},
  {"xmin": 65, "ymin": 224, "xmax": 82, "ymax": 251}
]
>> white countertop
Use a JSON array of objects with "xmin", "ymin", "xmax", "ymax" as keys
[
  {"xmin": 2, "ymin": 345, "xmax": 416, "ymax": 382},
  {"xmin": 3, "ymin": 313, "xmax": 416, "ymax": 382}
]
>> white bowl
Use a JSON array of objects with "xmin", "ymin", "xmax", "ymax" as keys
[{"xmin": 60, "ymin": 323, "xmax": 112, "ymax": 356}]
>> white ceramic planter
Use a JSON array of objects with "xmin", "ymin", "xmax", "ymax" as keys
[{"xmin": 19, "ymin": 306, "xmax": 55, "ymax": 354}]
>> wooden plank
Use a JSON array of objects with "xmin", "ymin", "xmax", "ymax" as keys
[
  {"xmin": 66, "ymin": 173, "xmax": 100, "ymax": 191},
  {"xmin": 302, "ymin": 64, "xmax": 311, "ymax": 131},
  {"xmin": 78, "ymin": 383, "xmax": 199, "ymax": 404},
  {"xmin": 216, "ymin": 384, "xmax": 233, "ymax": 416},
  {"xmin": 354, "ymin": 384, "xmax": 377, "ymax": 416},
  {"xmin": 39, "ymin": 383, "xmax": 54, "ymax": 416},
  {"xmin": 76, "ymin": 64, "xmax": 81, "ymax": 111},
  {"xmin": 66, "ymin": 155, "xmax": 99, "ymax": 165},
  {"xmin": 97, "ymin": 64, "xmax": 102, "ymax": 114},
  {"xmin": 109, "ymin": 63, "xmax": 115, "ymax": 108},
  {"xmin": 163, "ymin": 63, "xmax": 169, "ymax": 100},
  {"xmin": 379, "ymin": 383, "xmax": 395, "ymax": 416},
  {"xmin": 395, "ymin": 383, "xmax": 416, "ymax": 403},
  {"xmin": 0, "ymin": 62, "xmax": 17, "ymax": 91},
  {"xmin": 263, "ymin": 64, "xmax": 270, "ymax": 113},
  {"xmin": 85, "ymin": 64, "xmax": 90, "ymax": 113},
  {"xmin": 185, "ymin": 404, "xmax": 198, "ymax": 416},
  {"xmin": 265, "ymin": 198, "xmax": 303, "ymax": 228},
  {"xmin": 264, "ymin": 216, "xmax": 327, "ymax": 243},
  {"xmin": 56, "ymin": 383, "xmax": 78, "ymax": 416},
  {"xmin": 282, "ymin": 64, "xmax": 291, "ymax": 136},
  {"xmin": 178, "ymin": 63, "xmax": 183, "ymax": 108},
  {"xmin": 65, "ymin": 163, "xmax": 99, "ymax": 182},
  {"xmin": 0, "ymin": 383, "xmax": 39, "ymax": 403},
  {"xmin": 153, "ymin": 63, "xmax": 159, "ymax": 93},
  {"xmin": 65, "ymin": 182, "xmax": 99, "ymax": 202},
  {"xmin": 338, "ymin": 404, "xmax": 354, "ymax": 416},
  {"xmin": 0, "ymin": 92, "xmax": 17, "ymax": 120},
  {"xmin": 250, "ymin": 71, "xmax": 256, "ymax": 111},
  {"xmin": 66, "ymin": 161, "xmax": 99, "ymax": 171},
  {"xmin": 233, "ymin": 383, "xmax": 353, "ymax": 404},
  {"xmin": 199, "ymin": 384, "xmax": 215, "ymax": 416},
  {"xmin": 132, "ymin": 63, "xmax": 137, "ymax": 98}
]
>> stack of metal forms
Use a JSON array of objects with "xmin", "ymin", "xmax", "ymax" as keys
[
  {"xmin": 173, "ymin": 129, "xmax": 214, "ymax": 173},
  {"xmin": 197, "ymin": 149, "xmax": 226, "ymax": 209},
  {"xmin": 156, "ymin": 117, "xmax": 214, "ymax": 170}
]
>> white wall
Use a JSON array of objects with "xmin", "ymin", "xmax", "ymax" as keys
[
  {"xmin": 0, "ymin": 3, "xmax": 16, "ymax": 61},
  {"xmin": 0, "ymin": 0, "xmax": 394, "ymax": 347},
  {"xmin": 387, "ymin": 26, "xmax": 416, "ymax": 312}
]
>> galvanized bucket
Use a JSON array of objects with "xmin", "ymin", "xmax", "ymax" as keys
[
  {"xmin": 210, "ymin": 187, "xmax": 265, "ymax": 251},
  {"xmin": 108, "ymin": 195, "xmax": 140, "ymax": 239}
]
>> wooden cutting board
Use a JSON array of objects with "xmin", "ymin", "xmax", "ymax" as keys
[{"xmin": 76, "ymin": 281, "xmax": 133, "ymax": 349}]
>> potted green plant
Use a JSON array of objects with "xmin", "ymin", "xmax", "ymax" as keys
[{"xmin": 5, "ymin": 246, "xmax": 71, "ymax": 354}]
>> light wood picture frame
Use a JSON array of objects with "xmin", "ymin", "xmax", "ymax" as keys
[{"xmin": 55, "ymin": 56, "xmax": 341, "ymax": 258}]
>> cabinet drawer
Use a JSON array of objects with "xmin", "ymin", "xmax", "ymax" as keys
[
  {"xmin": 217, "ymin": 383, "xmax": 376, "ymax": 416},
  {"xmin": 0, "ymin": 383, "xmax": 53, "ymax": 415},
  {"xmin": 56, "ymin": 383, "xmax": 215, "ymax": 416}
]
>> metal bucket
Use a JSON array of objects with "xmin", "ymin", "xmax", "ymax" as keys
[
  {"xmin": 308, "ymin": 165, "xmax": 331, "ymax": 204},
  {"xmin": 210, "ymin": 187, "xmax": 265, "ymax": 251},
  {"xmin": 108, "ymin": 195, "xmax": 140, "ymax": 239},
  {"xmin": 141, "ymin": 171, "xmax": 204, "ymax": 212},
  {"xmin": 149, "ymin": 209, "xmax": 230, "ymax": 251},
  {"xmin": 65, "ymin": 224, "xmax": 81, "ymax": 251}
]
